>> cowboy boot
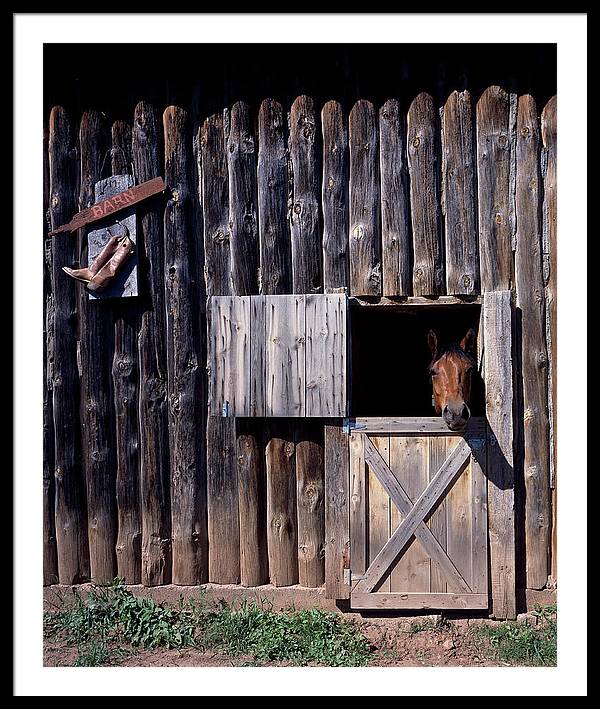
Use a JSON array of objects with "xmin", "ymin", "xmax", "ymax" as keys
[
  {"xmin": 62, "ymin": 232, "xmax": 121, "ymax": 283},
  {"xmin": 87, "ymin": 233, "xmax": 135, "ymax": 293}
]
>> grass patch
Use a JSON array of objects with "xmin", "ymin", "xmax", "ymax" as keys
[
  {"xmin": 473, "ymin": 605, "xmax": 556, "ymax": 666},
  {"xmin": 44, "ymin": 579, "xmax": 371, "ymax": 667}
]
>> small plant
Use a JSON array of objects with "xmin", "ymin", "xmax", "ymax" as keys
[{"xmin": 473, "ymin": 605, "xmax": 556, "ymax": 666}]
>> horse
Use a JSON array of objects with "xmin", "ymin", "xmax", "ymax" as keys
[{"xmin": 427, "ymin": 327, "xmax": 477, "ymax": 431}]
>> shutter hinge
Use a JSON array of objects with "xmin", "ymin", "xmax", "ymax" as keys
[
  {"xmin": 342, "ymin": 418, "xmax": 365, "ymax": 435},
  {"xmin": 222, "ymin": 400, "xmax": 231, "ymax": 417}
]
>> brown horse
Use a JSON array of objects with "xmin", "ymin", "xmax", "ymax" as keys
[{"xmin": 427, "ymin": 327, "xmax": 477, "ymax": 430}]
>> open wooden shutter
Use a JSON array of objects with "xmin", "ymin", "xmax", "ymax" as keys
[
  {"xmin": 208, "ymin": 293, "xmax": 347, "ymax": 417},
  {"xmin": 349, "ymin": 418, "xmax": 488, "ymax": 610}
]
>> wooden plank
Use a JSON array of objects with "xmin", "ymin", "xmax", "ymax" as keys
[
  {"xmin": 353, "ymin": 416, "xmax": 486, "ymax": 435},
  {"xmin": 324, "ymin": 422, "xmax": 350, "ymax": 599},
  {"xmin": 445, "ymin": 439, "xmax": 473, "ymax": 590},
  {"xmin": 77, "ymin": 110, "xmax": 117, "ymax": 583},
  {"xmin": 407, "ymin": 93, "xmax": 443, "ymax": 296},
  {"xmin": 321, "ymin": 100, "xmax": 349, "ymax": 293},
  {"xmin": 164, "ymin": 106, "xmax": 208, "ymax": 584},
  {"xmin": 133, "ymin": 100, "xmax": 171, "ymax": 586},
  {"xmin": 379, "ymin": 99, "xmax": 411, "ymax": 296},
  {"xmin": 206, "ymin": 417, "xmax": 240, "ymax": 584},
  {"xmin": 428, "ymin": 436, "xmax": 447, "ymax": 592},
  {"xmin": 388, "ymin": 436, "xmax": 430, "ymax": 594},
  {"xmin": 483, "ymin": 290, "xmax": 516, "ymax": 618},
  {"xmin": 441, "ymin": 90, "xmax": 479, "ymax": 295},
  {"xmin": 266, "ymin": 426, "xmax": 298, "ymax": 586},
  {"xmin": 237, "ymin": 422, "xmax": 268, "ymax": 587},
  {"xmin": 350, "ymin": 295, "xmax": 481, "ymax": 308},
  {"xmin": 289, "ymin": 95, "xmax": 322, "ymax": 294},
  {"xmin": 354, "ymin": 438, "xmax": 471, "ymax": 593},
  {"xmin": 201, "ymin": 113, "xmax": 231, "ymax": 298},
  {"xmin": 476, "ymin": 86, "xmax": 513, "ymax": 292},
  {"xmin": 515, "ymin": 95, "xmax": 551, "ymax": 590},
  {"xmin": 471, "ymin": 441, "xmax": 488, "ymax": 594},
  {"xmin": 258, "ymin": 99, "xmax": 291, "ymax": 294},
  {"xmin": 249, "ymin": 295, "xmax": 266, "ymax": 417},
  {"xmin": 109, "ymin": 128, "xmax": 142, "ymax": 583},
  {"xmin": 227, "ymin": 101, "xmax": 259, "ymax": 295},
  {"xmin": 43, "ymin": 123, "xmax": 58, "ymax": 585},
  {"xmin": 296, "ymin": 422, "xmax": 325, "ymax": 587},
  {"xmin": 541, "ymin": 96, "xmax": 557, "ymax": 582},
  {"xmin": 49, "ymin": 176, "xmax": 165, "ymax": 236},
  {"xmin": 208, "ymin": 296, "xmax": 250, "ymax": 416},
  {"xmin": 265, "ymin": 295, "xmax": 306, "ymax": 416},
  {"xmin": 305, "ymin": 293, "xmax": 347, "ymax": 417},
  {"xmin": 368, "ymin": 436, "xmax": 391, "ymax": 592},
  {"xmin": 349, "ymin": 432, "xmax": 367, "ymax": 578},
  {"xmin": 349, "ymin": 100, "xmax": 381, "ymax": 296},
  {"xmin": 364, "ymin": 436, "xmax": 470, "ymax": 594},
  {"xmin": 351, "ymin": 593, "xmax": 488, "ymax": 610}
]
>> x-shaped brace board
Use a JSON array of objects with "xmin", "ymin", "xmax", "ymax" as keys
[{"xmin": 354, "ymin": 436, "xmax": 473, "ymax": 594}]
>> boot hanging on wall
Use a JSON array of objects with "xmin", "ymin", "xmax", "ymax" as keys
[{"xmin": 62, "ymin": 223, "xmax": 135, "ymax": 293}]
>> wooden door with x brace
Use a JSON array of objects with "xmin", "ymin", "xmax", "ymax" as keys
[{"xmin": 349, "ymin": 418, "xmax": 488, "ymax": 610}]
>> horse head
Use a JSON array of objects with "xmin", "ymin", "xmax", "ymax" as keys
[{"xmin": 427, "ymin": 327, "xmax": 477, "ymax": 431}]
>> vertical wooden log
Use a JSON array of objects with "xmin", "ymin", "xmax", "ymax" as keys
[
  {"xmin": 296, "ymin": 422, "xmax": 325, "ymax": 587},
  {"xmin": 227, "ymin": 101, "xmax": 259, "ymax": 295},
  {"xmin": 258, "ymin": 99, "xmax": 292, "ymax": 295},
  {"xmin": 43, "ymin": 125, "xmax": 58, "ymax": 585},
  {"xmin": 202, "ymin": 112, "xmax": 241, "ymax": 584},
  {"xmin": 78, "ymin": 111, "xmax": 117, "ymax": 583},
  {"xmin": 407, "ymin": 93, "xmax": 444, "ymax": 296},
  {"xmin": 164, "ymin": 106, "xmax": 207, "ymax": 584},
  {"xmin": 324, "ymin": 422, "xmax": 350, "ymax": 599},
  {"xmin": 541, "ymin": 96, "xmax": 557, "ymax": 582},
  {"xmin": 266, "ymin": 426, "xmax": 298, "ymax": 586},
  {"xmin": 441, "ymin": 90, "xmax": 479, "ymax": 295},
  {"xmin": 201, "ymin": 113, "xmax": 231, "ymax": 298},
  {"xmin": 133, "ymin": 101, "xmax": 171, "ymax": 586},
  {"xmin": 476, "ymin": 86, "xmax": 513, "ymax": 292},
  {"xmin": 483, "ymin": 290, "xmax": 516, "ymax": 619},
  {"xmin": 110, "ymin": 120, "xmax": 141, "ymax": 583},
  {"xmin": 289, "ymin": 95, "xmax": 322, "ymax": 294},
  {"xmin": 349, "ymin": 100, "xmax": 381, "ymax": 296},
  {"xmin": 321, "ymin": 101, "xmax": 349, "ymax": 293},
  {"xmin": 379, "ymin": 99, "xmax": 411, "ymax": 296},
  {"xmin": 515, "ymin": 95, "xmax": 550, "ymax": 590},
  {"xmin": 48, "ymin": 106, "xmax": 90, "ymax": 584},
  {"xmin": 237, "ymin": 421, "xmax": 268, "ymax": 586}
]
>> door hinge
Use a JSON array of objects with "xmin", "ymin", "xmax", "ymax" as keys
[
  {"xmin": 343, "ymin": 569, "xmax": 366, "ymax": 585},
  {"xmin": 342, "ymin": 418, "xmax": 366, "ymax": 435}
]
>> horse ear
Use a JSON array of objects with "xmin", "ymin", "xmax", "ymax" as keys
[
  {"xmin": 460, "ymin": 327, "xmax": 477, "ymax": 355},
  {"xmin": 427, "ymin": 329, "xmax": 439, "ymax": 359}
]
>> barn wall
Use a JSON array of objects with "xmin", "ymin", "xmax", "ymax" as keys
[{"xmin": 44, "ymin": 77, "xmax": 556, "ymax": 593}]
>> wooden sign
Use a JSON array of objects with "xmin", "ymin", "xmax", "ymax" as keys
[
  {"xmin": 49, "ymin": 176, "xmax": 165, "ymax": 236},
  {"xmin": 87, "ymin": 175, "xmax": 138, "ymax": 300}
]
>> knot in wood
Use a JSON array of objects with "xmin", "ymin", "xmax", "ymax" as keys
[
  {"xmin": 537, "ymin": 351, "xmax": 548, "ymax": 368},
  {"xmin": 495, "ymin": 213, "xmax": 504, "ymax": 224},
  {"xmin": 51, "ymin": 195, "xmax": 60, "ymax": 208},
  {"xmin": 352, "ymin": 225, "xmax": 364, "ymax": 241},
  {"xmin": 213, "ymin": 230, "xmax": 228, "ymax": 244},
  {"xmin": 171, "ymin": 188, "xmax": 180, "ymax": 203},
  {"xmin": 363, "ymin": 142, "xmax": 370, "ymax": 152},
  {"xmin": 294, "ymin": 203, "xmax": 302, "ymax": 214},
  {"xmin": 54, "ymin": 466, "xmax": 64, "ymax": 481},
  {"xmin": 117, "ymin": 358, "xmax": 131, "ymax": 373},
  {"xmin": 462, "ymin": 275, "xmax": 472, "ymax": 290},
  {"xmin": 303, "ymin": 122, "xmax": 315, "ymax": 140},
  {"xmin": 521, "ymin": 126, "xmax": 530, "ymax": 137},
  {"xmin": 91, "ymin": 450, "xmax": 101, "ymax": 462},
  {"xmin": 284, "ymin": 442, "xmax": 295, "ymax": 457},
  {"xmin": 415, "ymin": 267, "xmax": 424, "ymax": 279},
  {"xmin": 498, "ymin": 134, "xmax": 508, "ymax": 147},
  {"xmin": 304, "ymin": 482, "xmax": 318, "ymax": 500},
  {"xmin": 412, "ymin": 137, "xmax": 421, "ymax": 149},
  {"xmin": 331, "ymin": 144, "xmax": 339, "ymax": 155},
  {"xmin": 268, "ymin": 178, "xmax": 275, "ymax": 188},
  {"xmin": 328, "ymin": 177, "xmax": 335, "ymax": 188}
]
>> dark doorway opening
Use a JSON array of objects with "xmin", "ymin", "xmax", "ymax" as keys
[{"xmin": 349, "ymin": 303, "xmax": 484, "ymax": 418}]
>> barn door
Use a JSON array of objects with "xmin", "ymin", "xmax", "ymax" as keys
[
  {"xmin": 207, "ymin": 293, "xmax": 347, "ymax": 417},
  {"xmin": 349, "ymin": 418, "xmax": 488, "ymax": 610}
]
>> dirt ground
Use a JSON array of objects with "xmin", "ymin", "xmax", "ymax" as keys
[{"xmin": 43, "ymin": 615, "xmax": 528, "ymax": 668}]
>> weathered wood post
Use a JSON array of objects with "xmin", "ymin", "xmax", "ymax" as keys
[
  {"xmin": 164, "ymin": 105, "xmax": 208, "ymax": 584},
  {"xmin": 133, "ymin": 101, "xmax": 172, "ymax": 586},
  {"xmin": 111, "ymin": 120, "xmax": 142, "ymax": 583},
  {"xmin": 78, "ymin": 110, "xmax": 118, "ymax": 583},
  {"xmin": 48, "ymin": 106, "xmax": 90, "ymax": 584}
]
